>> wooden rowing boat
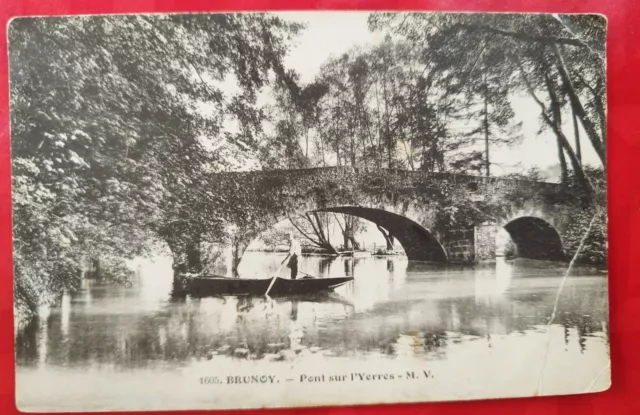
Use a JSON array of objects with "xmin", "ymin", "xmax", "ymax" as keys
[{"xmin": 186, "ymin": 275, "xmax": 353, "ymax": 297}]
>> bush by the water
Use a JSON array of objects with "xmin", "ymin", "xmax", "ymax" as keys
[
  {"xmin": 503, "ymin": 240, "xmax": 517, "ymax": 259},
  {"xmin": 562, "ymin": 208, "xmax": 607, "ymax": 266}
]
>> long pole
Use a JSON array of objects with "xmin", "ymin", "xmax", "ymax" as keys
[{"xmin": 265, "ymin": 262, "xmax": 285, "ymax": 297}]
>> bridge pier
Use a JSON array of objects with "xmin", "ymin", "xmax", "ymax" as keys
[
  {"xmin": 438, "ymin": 225, "xmax": 500, "ymax": 263},
  {"xmin": 441, "ymin": 228, "xmax": 476, "ymax": 263},
  {"xmin": 474, "ymin": 224, "xmax": 499, "ymax": 262}
]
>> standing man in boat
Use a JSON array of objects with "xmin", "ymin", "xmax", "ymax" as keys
[{"xmin": 281, "ymin": 232, "xmax": 301, "ymax": 280}]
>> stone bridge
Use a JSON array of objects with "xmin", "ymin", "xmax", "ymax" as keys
[{"xmin": 203, "ymin": 167, "xmax": 583, "ymax": 276}]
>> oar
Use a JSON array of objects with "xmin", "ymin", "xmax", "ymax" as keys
[{"xmin": 265, "ymin": 262, "xmax": 285, "ymax": 297}]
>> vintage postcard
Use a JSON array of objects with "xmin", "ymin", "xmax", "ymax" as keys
[{"xmin": 9, "ymin": 11, "xmax": 609, "ymax": 412}]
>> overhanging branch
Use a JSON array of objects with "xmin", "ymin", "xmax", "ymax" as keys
[{"xmin": 453, "ymin": 23, "xmax": 605, "ymax": 53}]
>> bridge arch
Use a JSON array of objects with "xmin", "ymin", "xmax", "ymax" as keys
[
  {"xmin": 227, "ymin": 205, "xmax": 449, "ymax": 275},
  {"xmin": 502, "ymin": 216, "xmax": 565, "ymax": 261},
  {"xmin": 317, "ymin": 207, "xmax": 448, "ymax": 262}
]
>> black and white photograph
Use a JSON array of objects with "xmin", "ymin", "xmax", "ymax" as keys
[{"xmin": 9, "ymin": 11, "xmax": 609, "ymax": 412}]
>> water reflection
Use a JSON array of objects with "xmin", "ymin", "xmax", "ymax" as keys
[{"xmin": 16, "ymin": 255, "xmax": 608, "ymax": 373}]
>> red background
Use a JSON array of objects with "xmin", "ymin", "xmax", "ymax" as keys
[{"xmin": 0, "ymin": 1, "xmax": 637, "ymax": 414}]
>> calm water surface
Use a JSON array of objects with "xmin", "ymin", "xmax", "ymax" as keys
[{"xmin": 15, "ymin": 253, "xmax": 610, "ymax": 411}]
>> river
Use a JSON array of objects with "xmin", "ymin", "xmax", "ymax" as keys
[{"xmin": 15, "ymin": 253, "xmax": 610, "ymax": 412}]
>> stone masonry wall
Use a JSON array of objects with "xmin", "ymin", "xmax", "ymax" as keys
[{"xmin": 441, "ymin": 228, "xmax": 476, "ymax": 263}]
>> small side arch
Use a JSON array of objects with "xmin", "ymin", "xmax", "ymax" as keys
[{"xmin": 503, "ymin": 216, "xmax": 565, "ymax": 261}]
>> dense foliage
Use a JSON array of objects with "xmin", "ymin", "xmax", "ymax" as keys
[{"xmin": 9, "ymin": 14, "xmax": 301, "ymax": 317}]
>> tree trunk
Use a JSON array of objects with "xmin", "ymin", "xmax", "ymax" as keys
[
  {"xmin": 91, "ymin": 258, "xmax": 102, "ymax": 280},
  {"xmin": 334, "ymin": 116, "xmax": 341, "ymax": 167},
  {"xmin": 376, "ymin": 224, "xmax": 395, "ymax": 253},
  {"xmin": 159, "ymin": 226, "xmax": 205, "ymax": 275},
  {"xmin": 557, "ymin": 136, "xmax": 569, "ymax": 186},
  {"xmin": 349, "ymin": 235, "xmax": 360, "ymax": 251},
  {"xmin": 572, "ymin": 106, "xmax": 582, "ymax": 165},
  {"xmin": 383, "ymin": 73, "xmax": 393, "ymax": 169},
  {"xmin": 387, "ymin": 234, "xmax": 395, "ymax": 251},
  {"xmin": 319, "ymin": 133, "xmax": 326, "ymax": 167},
  {"xmin": 543, "ymin": 70, "xmax": 582, "ymax": 188},
  {"xmin": 305, "ymin": 129, "xmax": 309, "ymax": 161},
  {"xmin": 375, "ymin": 80, "xmax": 385, "ymax": 168},
  {"xmin": 552, "ymin": 44, "xmax": 605, "ymax": 166},
  {"xmin": 289, "ymin": 215, "xmax": 339, "ymax": 255},
  {"xmin": 483, "ymin": 72, "xmax": 491, "ymax": 177},
  {"xmin": 184, "ymin": 240, "xmax": 203, "ymax": 273},
  {"xmin": 514, "ymin": 56, "xmax": 592, "ymax": 194},
  {"xmin": 543, "ymin": 72, "xmax": 570, "ymax": 186},
  {"xmin": 402, "ymin": 139, "xmax": 415, "ymax": 171},
  {"xmin": 334, "ymin": 214, "xmax": 360, "ymax": 252},
  {"xmin": 343, "ymin": 232, "xmax": 351, "ymax": 250},
  {"xmin": 350, "ymin": 131, "xmax": 356, "ymax": 167},
  {"xmin": 168, "ymin": 239, "xmax": 203, "ymax": 275},
  {"xmin": 343, "ymin": 216, "xmax": 360, "ymax": 251}
]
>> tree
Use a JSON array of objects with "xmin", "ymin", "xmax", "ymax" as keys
[
  {"xmin": 260, "ymin": 72, "xmax": 308, "ymax": 169},
  {"xmin": 297, "ymin": 81, "xmax": 330, "ymax": 161},
  {"xmin": 369, "ymin": 12, "xmax": 605, "ymax": 186},
  {"xmin": 458, "ymin": 53, "xmax": 522, "ymax": 176},
  {"xmin": 334, "ymin": 214, "xmax": 365, "ymax": 251},
  {"xmin": 513, "ymin": 53, "xmax": 589, "ymax": 190},
  {"xmin": 9, "ymin": 13, "xmax": 302, "ymax": 314},
  {"xmin": 288, "ymin": 213, "xmax": 339, "ymax": 255}
]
